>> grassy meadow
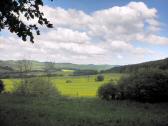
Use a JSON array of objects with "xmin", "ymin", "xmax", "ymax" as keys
[
  {"xmin": 0, "ymin": 94, "xmax": 168, "ymax": 126},
  {"xmin": 0, "ymin": 73, "xmax": 168, "ymax": 126},
  {"xmin": 3, "ymin": 73, "xmax": 122, "ymax": 97},
  {"xmin": 52, "ymin": 73, "xmax": 121, "ymax": 97}
]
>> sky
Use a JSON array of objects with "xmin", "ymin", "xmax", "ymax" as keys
[{"xmin": 0, "ymin": 0, "xmax": 168, "ymax": 65}]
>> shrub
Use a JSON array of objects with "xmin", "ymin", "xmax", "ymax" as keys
[
  {"xmin": 98, "ymin": 83, "xmax": 120, "ymax": 100},
  {"xmin": 14, "ymin": 77, "xmax": 59, "ymax": 97},
  {"xmin": 66, "ymin": 80, "xmax": 72, "ymax": 83},
  {"xmin": 0, "ymin": 80, "xmax": 4, "ymax": 93},
  {"xmin": 96, "ymin": 75, "xmax": 104, "ymax": 81},
  {"xmin": 98, "ymin": 70, "xmax": 168, "ymax": 103},
  {"xmin": 118, "ymin": 70, "xmax": 168, "ymax": 102}
]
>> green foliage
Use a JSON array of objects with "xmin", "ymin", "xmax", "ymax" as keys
[
  {"xmin": 0, "ymin": 95, "xmax": 168, "ymax": 126},
  {"xmin": 66, "ymin": 80, "xmax": 72, "ymax": 83},
  {"xmin": 0, "ymin": 60, "xmax": 114, "ymax": 78},
  {"xmin": 14, "ymin": 77, "xmax": 59, "ymax": 97},
  {"xmin": 118, "ymin": 70, "xmax": 168, "ymax": 102},
  {"xmin": 96, "ymin": 75, "xmax": 104, "ymax": 81},
  {"xmin": 0, "ymin": 0, "xmax": 53, "ymax": 42},
  {"xmin": 105, "ymin": 58, "xmax": 168, "ymax": 73},
  {"xmin": 0, "ymin": 80, "xmax": 4, "ymax": 93},
  {"xmin": 99, "ymin": 70, "xmax": 168, "ymax": 103},
  {"xmin": 98, "ymin": 83, "xmax": 119, "ymax": 100},
  {"xmin": 3, "ymin": 73, "xmax": 122, "ymax": 97}
]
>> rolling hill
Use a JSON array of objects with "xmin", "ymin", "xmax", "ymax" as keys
[
  {"xmin": 103, "ymin": 58, "xmax": 168, "ymax": 73},
  {"xmin": 0, "ymin": 60, "xmax": 115, "ymax": 72}
]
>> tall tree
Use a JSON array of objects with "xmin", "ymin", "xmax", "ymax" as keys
[
  {"xmin": 44, "ymin": 62, "xmax": 55, "ymax": 76},
  {"xmin": 0, "ymin": 0, "xmax": 53, "ymax": 43},
  {"xmin": 17, "ymin": 60, "xmax": 32, "ymax": 78}
]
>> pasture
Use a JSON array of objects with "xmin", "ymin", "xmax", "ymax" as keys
[
  {"xmin": 1, "ymin": 73, "xmax": 168, "ymax": 126},
  {"xmin": 3, "ymin": 73, "xmax": 122, "ymax": 97}
]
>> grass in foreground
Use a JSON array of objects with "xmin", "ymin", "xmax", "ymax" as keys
[{"xmin": 0, "ymin": 94, "xmax": 168, "ymax": 126}]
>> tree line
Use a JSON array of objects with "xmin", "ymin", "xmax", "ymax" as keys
[{"xmin": 103, "ymin": 58, "xmax": 168, "ymax": 73}]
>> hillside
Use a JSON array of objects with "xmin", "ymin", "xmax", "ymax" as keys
[
  {"xmin": 103, "ymin": 58, "xmax": 168, "ymax": 73},
  {"xmin": 0, "ymin": 60, "xmax": 115, "ymax": 72}
]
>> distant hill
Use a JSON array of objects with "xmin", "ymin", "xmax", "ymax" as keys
[
  {"xmin": 103, "ymin": 58, "xmax": 168, "ymax": 73},
  {"xmin": 0, "ymin": 66, "xmax": 14, "ymax": 73},
  {"xmin": 0, "ymin": 60, "xmax": 115, "ymax": 72}
]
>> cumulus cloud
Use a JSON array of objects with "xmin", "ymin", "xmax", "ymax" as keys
[
  {"xmin": 0, "ymin": 1, "xmax": 167, "ymax": 64},
  {"xmin": 140, "ymin": 34, "xmax": 168, "ymax": 45},
  {"xmin": 38, "ymin": 28, "xmax": 90, "ymax": 44}
]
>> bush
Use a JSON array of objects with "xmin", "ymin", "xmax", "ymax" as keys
[
  {"xmin": 98, "ymin": 70, "xmax": 168, "ymax": 103},
  {"xmin": 14, "ymin": 77, "xmax": 59, "ymax": 97},
  {"xmin": 118, "ymin": 70, "xmax": 168, "ymax": 102},
  {"xmin": 96, "ymin": 75, "xmax": 104, "ymax": 81},
  {"xmin": 0, "ymin": 80, "xmax": 4, "ymax": 93},
  {"xmin": 98, "ymin": 83, "xmax": 120, "ymax": 100},
  {"xmin": 66, "ymin": 80, "xmax": 72, "ymax": 83}
]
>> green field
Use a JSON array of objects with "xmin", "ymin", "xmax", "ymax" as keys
[
  {"xmin": 1, "ymin": 73, "xmax": 168, "ymax": 126},
  {"xmin": 3, "ymin": 73, "xmax": 122, "ymax": 97},
  {"xmin": 0, "ymin": 95, "xmax": 168, "ymax": 126}
]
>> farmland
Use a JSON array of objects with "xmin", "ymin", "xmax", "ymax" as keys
[
  {"xmin": 1, "ymin": 0, "xmax": 168, "ymax": 125},
  {"xmin": 0, "ymin": 73, "xmax": 168, "ymax": 126},
  {"xmin": 3, "ymin": 73, "xmax": 122, "ymax": 97}
]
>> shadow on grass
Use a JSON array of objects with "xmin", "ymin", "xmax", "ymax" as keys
[{"xmin": 0, "ymin": 94, "xmax": 168, "ymax": 126}]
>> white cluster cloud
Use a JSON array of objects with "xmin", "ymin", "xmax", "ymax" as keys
[
  {"xmin": 0, "ymin": 2, "xmax": 167, "ymax": 64},
  {"xmin": 38, "ymin": 28, "xmax": 90, "ymax": 44}
]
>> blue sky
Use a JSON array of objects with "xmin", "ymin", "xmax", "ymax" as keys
[
  {"xmin": 44, "ymin": 0, "xmax": 168, "ymax": 33},
  {"xmin": 45, "ymin": 0, "xmax": 168, "ymax": 58},
  {"xmin": 44, "ymin": 0, "xmax": 168, "ymax": 20},
  {"xmin": 0, "ymin": 0, "xmax": 168, "ymax": 65}
]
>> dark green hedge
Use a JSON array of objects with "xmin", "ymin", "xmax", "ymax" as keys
[{"xmin": 98, "ymin": 70, "xmax": 168, "ymax": 103}]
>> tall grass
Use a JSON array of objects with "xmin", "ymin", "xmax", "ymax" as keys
[
  {"xmin": 0, "ymin": 95, "xmax": 168, "ymax": 126},
  {"xmin": 0, "ymin": 73, "xmax": 167, "ymax": 126}
]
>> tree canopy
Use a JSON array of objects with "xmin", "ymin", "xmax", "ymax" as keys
[{"xmin": 0, "ymin": 0, "xmax": 53, "ymax": 43}]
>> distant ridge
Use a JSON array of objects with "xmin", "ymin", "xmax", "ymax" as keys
[
  {"xmin": 103, "ymin": 58, "xmax": 168, "ymax": 73},
  {"xmin": 0, "ymin": 60, "xmax": 116, "ymax": 72}
]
